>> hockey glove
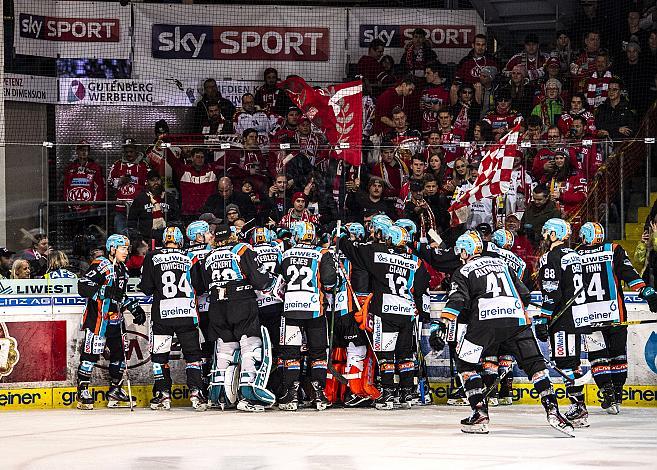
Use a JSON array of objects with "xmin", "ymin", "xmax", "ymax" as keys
[
  {"xmin": 132, "ymin": 305, "xmax": 146, "ymax": 326},
  {"xmin": 534, "ymin": 318, "xmax": 549, "ymax": 342},
  {"xmin": 428, "ymin": 320, "xmax": 448, "ymax": 353},
  {"xmin": 104, "ymin": 284, "xmax": 124, "ymax": 303},
  {"xmin": 640, "ymin": 286, "xmax": 657, "ymax": 313}
]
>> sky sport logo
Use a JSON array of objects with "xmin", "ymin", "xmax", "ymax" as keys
[{"xmin": 68, "ymin": 80, "xmax": 86, "ymax": 102}]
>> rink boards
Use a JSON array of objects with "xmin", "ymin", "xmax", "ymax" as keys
[{"xmin": 1, "ymin": 279, "xmax": 656, "ymax": 409}]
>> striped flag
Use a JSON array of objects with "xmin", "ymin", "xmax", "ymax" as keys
[{"xmin": 448, "ymin": 125, "xmax": 521, "ymax": 226}]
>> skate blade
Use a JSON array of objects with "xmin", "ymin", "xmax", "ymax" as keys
[
  {"xmin": 604, "ymin": 404, "xmax": 620, "ymax": 415},
  {"xmin": 498, "ymin": 398, "xmax": 513, "ymax": 406},
  {"xmin": 570, "ymin": 417, "xmax": 590, "ymax": 428},
  {"xmin": 488, "ymin": 398, "xmax": 499, "ymax": 407},
  {"xmin": 548, "ymin": 416, "xmax": 575, "ymax": 437},
  {"xmin": 447, "ymin": 399, "xmax": 469, "ymax": 406},
  {"xmin": 107, "ymin": 400, "xmax": 135, "ymax": 409},
  {"xmin": 237, "ymin": 401, "xmax": 265, "ymax": 413},
  {"xmin": 315, "ymin": 402, "xmax": 329, "ymax": 411},
  {"xmin": 193, "ymin": 404, "xmax": 209, "ymax": 412},
  {"xmin": 76, "ymin": 403, "xmax": 94, "ymax": 411},
  {"xmin": 150, "ymin": 402, "xmax": 171, "ymax": 411},
  {"xmin": 375, "ymin": 403, "xmax": 395, "ymax": 410},
  {"xmin": 461, "ymin": 423, "xmax": 489, "ymax": 434},
  {"xmin": 278, "ymin": 403, "xmax": 298, "ymax": 411}
]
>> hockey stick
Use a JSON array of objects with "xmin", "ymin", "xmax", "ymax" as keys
[
  {"xmin": 412, "ymin": 317, "xmax": 429, "ymax": 404},
  {"xmin": 327, "ymin": 220, "xmax": 349, "ymax": 385},
  {"xmin": 591, "ymin": 319, "xmax": 657, "ymax": 327},
  {"xmin": 119, "ymin": 319, "xmax": 135, "ymax": 412}
]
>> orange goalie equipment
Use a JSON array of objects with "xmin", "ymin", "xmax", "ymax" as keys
[
  {"xmin": 325, "ymin": 347, "xmax": 348, "ymax": 404},
  {"xmin": 347, "ymin": 348, "xmax": 382, "ymax": 400}
]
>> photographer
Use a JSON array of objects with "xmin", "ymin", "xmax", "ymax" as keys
[{"xmin": 519, "ymin": 184, "xmax": 562, "ymax": 249}]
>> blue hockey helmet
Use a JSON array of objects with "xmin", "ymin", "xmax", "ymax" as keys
[
  {"xmin": 292, "ymin": 221, "xmax": 316, "ymax": 243},
  {"xmin": 454, "ymin": 231, "xmax": 483, "ymax": 257},
  {"xmin": 385, "ymin": 225, "xmax": 408, "ymax": 247},
  {"xmin": 251, "ymin": 227, "xmax": 275, "ymax": 245},
  {"xmin": 395, "ymin": 219, "xmax": 417, "ymax": 242},
  {"xmin": 542, "ymin": 218, "xmax": 571, "ymax": 242},
  {"xmin": 371, "ymin": 214, "xmax": 392, "ymax": 238},
  {"xmin": 163, "ymin": 226, "xmax": 184, "ymax": 246},
  {"xmin": 186, "ymin": 220, "xmax": 210, "ymax": 242},
  {"xmin": 106, "ymin": 234, "xmax": 130, "ymax": 252},
  {"xmin": 579, "ymin": 222, "xmax": 605, "ymax": 245},
  {"xmin": 492, "ymin": 229, "xmax": 515, "ymax": 250},
  {"xmin": 345, "ymin": 222, "xmax": 365, "ymax": 240}
]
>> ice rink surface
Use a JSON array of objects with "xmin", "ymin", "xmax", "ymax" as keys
[{"xmin": 2, "ymin": 405, "xmax": 656, "ymax": 470}]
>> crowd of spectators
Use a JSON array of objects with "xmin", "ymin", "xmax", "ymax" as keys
[{"xmin": 17, "ymin": 1, "xmax": 657, "ymax": 283}]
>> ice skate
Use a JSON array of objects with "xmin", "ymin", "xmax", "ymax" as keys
[
  {"xmin": 237, "ymin": 398, "xmax": 266, "ymax": 412},
  {"xmin": 310, "ymin": 381, "xmax": 330, "ymax": 411},
  {"xmin": 344, "ymin": 393, "xmax": 372, "ymax": 408},
  {"xmin": 278, "ymin": 382, "xmax": 300, "ymax": 411},
  {"xmin": 460, "ymin": 405, "xmax": 489, "ymax": 434},
  {"xmin": 150, "ymin": 391, "xmax": 171, "ymax": 410},
  {"xmin": 399, "ymin": 387, "xmax": 415, "ymax": 409},
  {"xmin": 76, "ymin": 385, "xmax": 94, "ymax": 411},
  {"xmin": 107, "ymin": 382, "xmax": 137, "ymax": 408},
  {"xmin": 190, "ymin": 389, "xmax": 209, "ymax": 412},
  {"xmin": 374, "ymin": 388, "xmax": 396, "ymax": 410},
  {"xmin": 447, "ymin": 386, "xmax": 468, "ymax": 406},
  {"xmin": 565, "ymin": 401, "xmax": 589, "ymax": 428},
  {"xmin": 498, "ymin": 377, "xmax": 513, "ymax": 405},
  {"xmin": 600, "ymin": 383, "xmax": 620, "ymax": 415}
]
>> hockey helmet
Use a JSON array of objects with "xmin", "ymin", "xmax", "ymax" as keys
[
  {"xmin": 106, "ymin": 234, "xmax": 130, "ymax": 252},
  {"xmin": 163, "ymin": 226, "xmax": 184, "ymax": 246},
  {"xmin": 371, "ymin": 214, "xmax": 392, "ymax": 237},
  {"xmin": 542, "ymin": 218, "xmax": 571, "ymax": 242},
  {"xmin": 395, "ymin": 219, "xmax": 417, "ymax": 242},
  {"xmin": 492, "ymin": 229, "xmax": 515, "ymax": 250},
  {"xmin": 345, "ymin": 222, "xmax": 365, "ymax": 240},
  {"xmin": 386, "ymin": 225, "xmax": 408, "ymax": 247},
  {"xmin": 455, "ymin": 231, "xmax": 483, "ymax": 257},
  {"xmin": 292, "ymin": 221, "xmax": 316, "ymax": 243},
  {"xmin": 579, "ymin": 222, "xmax": 605, "ymax": 246},
  {"xmin": 186, "ymin": 220, "xmax": 210, "ymax": 242},
  {"xmin": 251, "ymin": 227, "xmax": 276, "ymax": 245}
]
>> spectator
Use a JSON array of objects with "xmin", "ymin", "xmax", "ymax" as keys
[
  {"xmin": 474, "ymin": 65, "xmax": 498, "ymax": 118},
  {"xmin": 596, "ymin": 77, "xmax": 638, "ymax": 141},
  {"xmin": 201, "ymin": 176, "xmax": 257, "ymax": 222},
  {"xmin": 531, "ymin": 126, "xmax": 578, "ymax": 181},
  {"xmin": 370, "ymin": 143, "xmax": 408, "ymax": 200},
  {"xmin": 531, "ymin": 78, "xmax": 564, "ymax": 127},
  {"xmin": 404, "ymin": 179, "xmax": 439, "ymax": 237},
  {"xmin": 520, "ymin": 184, "xmax": 562, "ymax": 247},
  {"xmin": 453, "ymin": 165, "xmax": 491, "ymax": 229},
  {"xmin": 384, "ymin": 108, "xmax": 423, "ymax": 167},
  {"xmin": 557, "ymin": 92, "xmax": 597, "ymax": 137},
  {"xmin": 401, "ymin": 28, "xmax": 438, "ymax": 78},
  {"xmin": 345, "ymin": 176, "xmax": 395, "ymax": 222},
  {"xmin": 44, "ymin": 250, "xmax": 77, "ymax": 279},
  {"xmin": 374, "ymin": 77, "xmax": 416, "ymax": 135},
  {"xmin": 20, "ymin": 233, "xmax": 50, "ymax": 278},
  {"xmin": 194, "ymin": 78, "xmax": 236, "ymax": 131},
  {"xmin": 109, "ymin": 138, "xmax": 149, "ymax": 234},
  {"xmin": 255, "ymin": 68, "xmax": 290, "ymax": 116},
  {"xmin": 422, "ymin": 174, "xmax": 451, "ymax": 233},
  {"xmin": 62, "ymin": 140, "xmax": 106, "ymax": 216},
  {"xmin": 358, "ymin": 39, "xmax": 385, "ymax": 85},
  {"xmin": 501, "ymin": 150, "xmax": 534, "ymax": 215},
  {"xmin": 225, "ymin": 204, "xmax": 242, "ymax": 225},
  {"xmin": 126, "ymin": 239, "xmax": 148, "ymax": 278},
  {"xmin": 615, "ymin": 42, "xmax": 652, "ymax": 114},
  {"xmin": 224, "ymin": 128, "xmax": 269, "ymax": 191},
  {"xmin": 435, "ymin": 109, "xmax": 466, "ymax": 167},
  {"xmin": 278, "ymin": 192, "xmax": 320, "ymax": 228},
  {"xmin": 463, "ymin": 120, "xmax": 493, "ymax": 167},
  {"xmin": 570, "ymin": 1, "xmax": 607, "ymax": 50},
  {"xmin": 646, "ymin": 30, "xmax": 657, "ymax": 74},
  {"xmin": 570, "ymin": 30, "xmax": 602, "ymax": 93},
  {"xmin": 443, "ymin": 156, "xmax": 470, "ymax": 200},
  {"xmin": 585, "ymin": 50, "xmax": 613, "ymax": 108},
  {"xmin": 269, "ymin": 106, "xmax": 302, "ymax": 175},
  {"xmin": 451, "ymin": 83, "xmax": 481, "ymax": 136},
  {"xmin": 543, "ymin": 150, "xmax": 587, "ymax": 219},
  {"xmin": 198, "ymin": 100, "xmax": 231, "ymax": 135},
  {"xmin": 167, "ymin": 148, "xmax": 218, "ymax": 223},
  {"xmin": 265, "ymin": 173, "xmax": 292, "ymax": 224},
  {"xmin": 199, "ymin": 212, "xmax": 223, "ymax": 236},
  {"xmin": 453, "ymin": 33, "xmax": 498, "ymax": 86},
  {"xmin": 616, "ymin": 9, "xmax": 649, "ymax": 59},
  {"xmin": 508, "ymin": 64, "xmax": 535, "ymax": 118},
  {"xmin": 10, "ymin": 259, "xmax": 31, "ymax": 280},
  {"xmin": 551, "ymin": 30, "xmax": 575, "ymax": 77},
  {"xmin": 483, "ymin": 88, "xmax": 523, "ymax": 141},
  {"xmin": 648, "ymin": 71, "xmax": 657, "ymax": 108},
  {"xmin": 504, "ymin": 33, "xmax": 548, "ymax": 83},
  {"xmin": 397, "ymin": 154, "xmax": 427, "ymax": 212},
  {"xmin": 302, "ymin": 171, "xmax": 338, "ymax": 227},
  {"xmin": 0, "ymin": 247, "xmax": 15, "ymax": 279},
  {"xmin": 127, "ymin": 170, "xmax": 171, "ymax": 244},
  {"xmin": 377, "ymin": 55, "xmax": 399, "ymax": 90},
  {"xmin": 635, "ymin": 219, "xmax": 657, "ymax": 285},
  {"xmin": 233, "ymin": 93, "xmax": 277, "ymax": 152},
  {"xmin": 569, "ymin": 115, "xmax": 604, "ymax": 180},
  {"xmin": 420, "ymin": 62, "xmax": 450, "ymax": 135},
  {"xmin": 240, "ymin": 179, "xmax": 265, "ymax": 219},
  {"xmin": 423, "ymin": 133, "xmax": 447, "ymax": 178},
  {"xmin": 504, "ymin": 212, "xmax": 537, "ymax": 275}
]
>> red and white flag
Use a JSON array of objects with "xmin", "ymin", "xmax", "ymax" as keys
[
  {"xmin": 278, "ymin": 77, "xmax": 363, "ymax": 167},
  {"xmin": 448, "ymin": 125, "xmax": 521, "ymax": 226}
]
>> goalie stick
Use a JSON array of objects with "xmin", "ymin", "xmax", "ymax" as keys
[{"xmin": 326, "ymin": 220, "xmax": 349, "ymax": 386}]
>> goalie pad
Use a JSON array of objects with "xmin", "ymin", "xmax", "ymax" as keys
[
  {"xmin": 353, "ymin": 294, "xmax": 373, "ymax": 332},
  {"xmin": 347, "ymin": 345, "xmax": 381, "ymax": 400},
  {"xmin": 238, "ymin": 326, "xmax": 275, "ymax": 406},
  {"xmin": 325, "ymin": 347, "xmax": 348, "ymax": 404},
  {"xmin": 209, "ymin": 340, "xmax": 240, "ymax": 408}
]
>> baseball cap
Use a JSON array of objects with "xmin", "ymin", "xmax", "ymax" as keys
[
  {"xmin": 225, "ymin": 204, "xmax": 240, "ymax": 215},
  {"xmin": 0, "ymin": 247, "xmax": 15, "ymax": 257},
  {"xmin": 123, "ymin": 138, "xmax": 137, "ymax": 148},
  {"xmin": 292, "ymin": 192, "xmax": 307, "ymax": 202},
  {"xmin": 199, "ymin": 212, "xmax": 222, "ymax": 224},
  {"xmin": 214, "ymin": 224, "xmax": 232, "ymax": 241},
  {"xmin": 545, "ymin": 57, "xmax": 560, "ymax": 68}
]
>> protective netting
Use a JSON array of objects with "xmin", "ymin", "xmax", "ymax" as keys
[{"xmin": 1, "ymin": 0, "xmax": 656, "ymax": 276}]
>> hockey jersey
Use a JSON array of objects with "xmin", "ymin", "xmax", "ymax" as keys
[
  {"xmin": 138, "ymin": 248, "xmax": 199, "ymax": 326},
  {"xmin": 186, "ymin": 243, "xmax": 212, "ymax": 313},
  {"xmin": 538, "ymin": 246, "xmax": 584, "ymax": 328},
  {"xmin": 62, "ymin": 159, "xmax": 106, "ymax": 212},
  {"xmin": 443, "ymin": 255, "xmax": 531, "ymax": 327},
  {"xmin": 576, "ymin": 243, "xmax": 646, "ymax": 327},
  {"xmin": 252, "ymin": 242, "xmax": 284, "ymax": 311},
  {"xmin": 484, "ymin": 242, "xmax": 529, "ymax": 285}
]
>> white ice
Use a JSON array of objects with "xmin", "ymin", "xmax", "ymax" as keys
[{"xmin": 2, "ymin": 405, "xmax": 656, "ymax": 470}]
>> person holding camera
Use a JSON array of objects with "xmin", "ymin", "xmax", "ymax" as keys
[{"xmin": 519, "ymin": 185, "xmax": 562, "ymax": 249}]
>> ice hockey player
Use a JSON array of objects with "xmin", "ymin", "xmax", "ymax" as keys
[
  {"xmin": 577, "ymin": 222, "xmax": 657, "ymax": 413},
  {"xmin": 338, "ymin": 223, "xmax": 430, "ymax": 410},
  {"xmin": 250, "ymin": 227, "xmax": 285, "ymax": 398},
  {"xmin": 432, "ymin": 231, "xmax": 574, "ymax": 436},
  {"xmin": 185, "ymin": 220, "xmax": 214, "ymax": 386},
  {"xmin": 535, "ymin": 218, "xmax": 589, "ymax": 427},
  {"xmin": 200, "ymin": 224, "xmax": 278, "ymax": 412},
  {"xmin": 481, "ymin": 228, "xmax": 529, "ymax": 406},
  {"xmin": 76, "ymin": 234, "xmax": 146, "ymax": 410},
  {"xmin": 279, "ymin": 221, "xmax": 337, "ymax": 411},
  {"xmin": 139, "ymin": 227, "xmax": 208, "ymax": 411}
]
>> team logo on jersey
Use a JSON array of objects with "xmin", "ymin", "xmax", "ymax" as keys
[
  {"xmin": 645, "ymin": 332, "xmax": 657, "ymax": 375},
  {"xmin": 67, "ymin": 187, "xmax": 92, "ymax": 201}
]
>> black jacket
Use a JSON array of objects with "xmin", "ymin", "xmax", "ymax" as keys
[
  {"xmin": 201, "ymin": 191, "xmax": 257, "ymax": 222},
  {"xmin": 127, "ymin": 189, "xmax": 175, "ymax": 243}
]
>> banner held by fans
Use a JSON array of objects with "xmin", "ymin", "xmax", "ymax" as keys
[
  {"xmin": 448, "ymin": 125, "xmax": 521, "ymax": 226},
  {"xmin": 279, "ymin": 77, "xmax": 363, "ymax": 167}
]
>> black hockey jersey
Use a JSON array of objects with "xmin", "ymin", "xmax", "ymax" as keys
[
  {"xmin": 576, "ymin": 242, "xmax": 646, "ymax": 327},
  {"xmin": 280, "ymin": 243, "xmax": 337, "ymax": 319},
  {"xmin": 201, "ymin": 242, "xmax": 275, "ymax": 302},
  {"xmin": 185, "ymin": 243, "xmax": 212, "ymax": 313},
  {"xmin": 338, "ymin": 239, "xmax": 430, "ymax": 319},
  {"xmin": 484, "ymin": 242, "xmax": 529, "ymax": 286},
  {"xmin": 252, "ymin": 242, "xmax": 283, "ymax": 310},
  {"xmin": 538, "ymin": 246, "xmax": 584, "ymax": 327},
  {"xmin": 443, "ymin": 255, "xmax": 531, "ymax": 327},
  {"xmin": 139, "ymin": 248, "xmax": 200, "ymax": 326}
]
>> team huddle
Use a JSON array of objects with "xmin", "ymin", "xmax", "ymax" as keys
[{"xmin": 72, "ymin": 215, "xmax": 657, "ymax": 436}]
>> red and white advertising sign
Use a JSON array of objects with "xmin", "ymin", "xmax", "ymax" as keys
[{"xmin": 14, "ymin": 0, "xmax": 131, "ymax": 59}]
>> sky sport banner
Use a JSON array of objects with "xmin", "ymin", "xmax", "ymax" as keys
[
  {"xmin": 3, "ymin": 73, "xmax": 58, "ymax": 104},
  {"xmin": 132, "ymin": 4, "xmax": 347, "ymax": 83},
  {"xmin": 14, "ymin": 0, "xmax": 131, "ymax": 59},
  {"xmin": 349, "ymin": 8, "xmax": 485, "ymax": 65}
]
